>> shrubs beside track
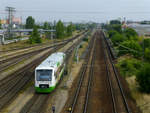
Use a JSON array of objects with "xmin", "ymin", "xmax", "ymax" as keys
[
  {"xmin": 136, "ymin": 64, "xmax": 150, "ymax": 93},
  {"xmin": 116, "ymin": 58, "xmax": 142, "ymax": 77},
  {"xmin": 103, "ymin": 20, "xmax": 150, "ymax": 93}
]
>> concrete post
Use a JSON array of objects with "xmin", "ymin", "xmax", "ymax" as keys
[{"xmin": 0, "ymin": 34, "xmax": 4, "ymax": 45}]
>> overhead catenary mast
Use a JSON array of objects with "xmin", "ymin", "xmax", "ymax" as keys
[{"xmin": 5, "ymin": 7, "xmax": 16, "ymax": 38}]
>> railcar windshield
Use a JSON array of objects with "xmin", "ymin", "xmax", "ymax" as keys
[{"xmin": 36, "ymin": 69, "xmax": 52, "ymax": 81}]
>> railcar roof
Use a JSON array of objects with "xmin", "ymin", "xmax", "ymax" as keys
[{"xmin": 36, "ymin": 52, "xmax": 65, "ymax": 70}]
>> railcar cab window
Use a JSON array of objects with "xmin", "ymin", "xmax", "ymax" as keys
[{"xmin": 36, "ymin": 70, "xmax": 52, "ymax": 81}]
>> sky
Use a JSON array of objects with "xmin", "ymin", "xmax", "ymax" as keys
[{"xmin": 0, "ymin": 0, "xmax": 150, "ymax": 23}]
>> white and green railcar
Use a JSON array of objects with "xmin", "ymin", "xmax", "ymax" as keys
[{"xmin": 35, "ymin": 52, "xmax": 66, "ymax": 93}]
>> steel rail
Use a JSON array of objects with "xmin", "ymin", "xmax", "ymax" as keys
[
  {"xmin": 19, "ymin": 30, "xmax": 89, "ymax": 113},
  {"xmin": 102, "ymin": 33, "xmax": 118, "ymax": 113},
  {"xmin": 70, "ymin": 33, "xmax": 95, "ymax": 113},
  {"xmin": 83, "ymin": 37, "xmax": 96, "ymax": 113},
  {"xmin": 103, "ymin": 31, "xmax": 131, "ymax": 113}
]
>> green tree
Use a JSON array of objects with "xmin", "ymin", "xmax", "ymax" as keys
[
  {"xmin": 108, "ymin": 30, "xmax": 118, "ymax": 38},
  {"xmin": 75, "ymin": 23, "xmax": 86, "ymax": 30},
  {"xmin": 56, "ymin": 20, "xmax": 65, "ymax": 39},
  {"xmin": 43, "ymin": 22, "xmax": 51, "ymax": 30},
  {"xmin": 143, "ymin": 38, "xmax": 150, "ymax": 49},
  {"xmin": 136, "ymin": 64, "xmax": 150, "ymax": 93},
  {"xmin": 43, "ymin": 22, "xmax": 51, "ymax": 38},
  {"xmin": 29, "ymin": 26, "xmax": 42, "ymax": 44},
  {"xmin": 25, "ymin": 16, "xmax": 35, "ymax": 29},
  {"xmin": 35, "ymin": 24, "xmax": 42, "ymax": 29},
  {"xmin": 110, "ymin": 20, "xmax": 121, "ymax": 25},
  {"xmin": 66, "ymin": 23, "xmax": 73, "ymax": 36},
  {"xmin": 111, "ymin": 33, "xmax": 125, "ymax": 44},
  {"xmin": 111, "ymin": 24, "xmax": 122, "ymax": 33}
]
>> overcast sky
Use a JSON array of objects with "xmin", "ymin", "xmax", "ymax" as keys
[{"xmin": 0, "ymin": 0, "xmax": 150, "ymax": 23}]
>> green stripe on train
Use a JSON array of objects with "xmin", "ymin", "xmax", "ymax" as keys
[
  {"xmin": 35, "ymin": 67, "xmax": 65, "ymax": 93},
  {"xmin": 35, "ymin": 86, "xmax": 56, "ymax": 93}
]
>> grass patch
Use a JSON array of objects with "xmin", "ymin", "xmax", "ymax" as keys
[{"xmin": 126, "ymin": 76, "xmax": 150, "ymax": 113}]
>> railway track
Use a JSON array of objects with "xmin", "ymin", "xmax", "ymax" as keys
[
  {"xmin": 0, "ymin": 34, "xmax": 78, "ymax": 62},
  {"xmin": 0, "ymin": 31, "xmax": 86, "ymax": 61},
  {"xmin": 68, "ymin": 30, "xmax": 131, "ymax": 113},
  {"xmin": 0, "ymin": 44, "xmax": 64, "ymax": 111},
  {"xmin": 0, "ymin": 31, "xmax": 89, "ymax": 112},
  {"xmin": 102, "ymin": 31, "xmax": 131, "ymax": 113},
  {"xmin": 0, "ymin": 42, "xmax": 66, "ymax": 73},
  {"xmin": 0, "ymin": 41, "xmax": 59, "ymax": 60},
  {"xmin": 0, "ymin": 40, "xmax": 58, "ymax": 53},
  {"xmin": 68, "ymin": 31, "xmax": 96, "ymax": 113},
  {"xmin": 0, "ymin": 32, "xmax": 87, "ymax": 73},
  {"xmin": 0, "ymin": 31, "xmax": 84, "ymax": 53},
  {"xmin": 19, "ymin": 30, "xmax": 89, "ymax": 113}
]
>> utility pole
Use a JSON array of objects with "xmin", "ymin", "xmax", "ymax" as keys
[
  {"xmin": 51, "ymin": 23, "xmax": 54, "ymax": 49},
  {"xmin": 5, "ymin": 7, "xmax": 16, "ymax": 38},
  {"xmin": 51, "ymin": 30, "xmax": 53, "ymax": 40},
  {"xmin": 51, "ymin": 21, "xmax": 56, "ymax": 49}
]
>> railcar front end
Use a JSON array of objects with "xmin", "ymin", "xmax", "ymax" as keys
[{"xmin": 35, "ymin": 68, "xmax": 56, "ymax": 93}]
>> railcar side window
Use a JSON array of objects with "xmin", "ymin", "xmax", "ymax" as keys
[{"xmin": 36, "ymin": 70, "xmax": 52, "ymax": 81}]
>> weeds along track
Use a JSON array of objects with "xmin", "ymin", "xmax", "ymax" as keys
[
  {"xmin": 0, "ymin": 32, "xmax": 86, "ymax": 72},
  {"xmin": 69, "ymin": 30, "xmax": 131, "ymax": 113},
  {"xmin": 0, "ymin": 31, "xmax": 88, "ymax": 111},
  {"xmin": 85, "ymin": 31, "xmax": 131, "ymax": 113},
  {"xmin": 19, "ymin": 30, "xmax": 88, "ymax": 113}
]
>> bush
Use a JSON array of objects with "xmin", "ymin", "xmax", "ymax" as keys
[
  {"xmin": 110, "ymin": 20, "xmax": 121, "ymax": 25},
  {"xmin": 28, "ymin": 26, "xmax": 42, "ymax": 44},
  {"xmin": 28, "ymin": 37, "xmax": 34, "ymax": 44},
  {"xmin": 108, "ymin": 30, "xmax": 118, "ymax": 38},
  {"xmin": 123, "ymin": 28, "xmax": 138, "ymax": 39},
  {"xmin": 35, "ymin": 36, "xmax": 42, "ymax": 43},
  {"xmin": 118, "ymin": 40, "xmax": 142, "ymax": 57},
  {"xmin": 111, "ymin": 33, "xmax": 125, "ymax": 45},
  {"xmin": 143, "ymin": 38, "xmax": 150, "ymax": 49},
  {"xmin": 83, "ymin": 37, "xmax": 88, "ymax": 42},
  {"xmin": 136, "ymin": 64, "xmax": 150, "ymax": 93},
  {"xmin": 111, "ymin": 24, "xmax": 122, "ymax": 33},
  {"xmin": 116, "ymin": 58, "xmax": 142, "ymax": 77},
  {"xmin": 79, "ymin": 45, "xmax": 83, "ymax": 48},
  {"xmin": 144, "ymin": 48, "xmax": 150, "ymax": 61},
  {"xmin": 128, "ymin": 36, "xmax": 139, "ymax": 41}
]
